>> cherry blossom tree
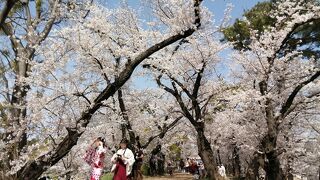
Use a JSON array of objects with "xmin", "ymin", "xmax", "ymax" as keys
[
  {"xmin": 229, "ymin": 1, "xmax": 320, "ymax": 179},
  {"xmin": 34, "ymin": 87, "xmax": 185, "ymax": 179},
  {"xmin": 0, "ymin": 0, "xmax": 205, "ymax": 179},
  {"xmin": 0, "ymin": 0, "xmax": 67, "ymax": 179},
  {"xmin": 143, "ymin": 13, "xmax": 228, "ymax": 177}
]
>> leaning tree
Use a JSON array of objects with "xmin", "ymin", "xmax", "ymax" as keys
[{"xmin": 0, "ymin": 0, "xmax": 205, "ymax": 179}]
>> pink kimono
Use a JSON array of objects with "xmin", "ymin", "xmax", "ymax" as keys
[{"xmin": 84, "ymin": 146, "xmax": 106, "ymax": 180}]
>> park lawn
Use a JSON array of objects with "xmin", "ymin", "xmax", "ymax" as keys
[{"xmin": 101, "ymin": 173, "xmax": 113, "ymax": 180}]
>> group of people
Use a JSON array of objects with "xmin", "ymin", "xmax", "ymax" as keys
[
  {"xmin": 84, "ymin": 137, "xmax": 140, "ymax": 180},
  {"xmin": 180, "ymin": 158, "xmax": 205, "ymax": 179},
  {"xmin": 149, "ymin": 145, "xmax": 165, "ymax": 176},
  {"xmin": 181, "ymin": 158, "xmax": 226, "ymax": 179},
  {"xmin": 83, "ymin": 137, "xmax": 227, "ymax": 180}
]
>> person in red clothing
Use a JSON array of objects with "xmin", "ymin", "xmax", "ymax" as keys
[
  {"xmin": 111, "ymin": 139, "xmax": 135, "ymax": 180},
  {"xmin": 189, "ymin": 159, "xmax": 199, "ymax": 179},
  {"xmin": 84, "ymin": 137, "xmax": 107, "ymax": 180}
]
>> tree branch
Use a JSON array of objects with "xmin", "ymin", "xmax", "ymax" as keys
[
  {"xmin": 143, "ymin": 64, "xmax": 193, "ymax": 99},
  {"xmin": 18, "ymin": 1, "xmax": 203, "ymax": 177},
  {"xmin": 0, "ymin": 0, "xmax": 17, "ymax": 27},
  {"xmin": 141, "ymin": 116, "xmax": 183, "ymax": 149},
  {"xmin": 117, "ymin": 88, "xmax": 136, "ymax": 144},
  {"xmin": 34, "ymin": 0, "xmax": 60, "ymax": 46},
  {"xmin": 279, "ymin": 71, "xmax": 320, "ymax": 119},
  {"xmin": 19, "ymin": 5, "xmax": 200, "ymax": 179}
]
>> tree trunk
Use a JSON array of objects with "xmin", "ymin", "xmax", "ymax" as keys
[
  {"xmin": 261, "ymin": 133, "xmax": 284, "ymax": 180},
  {"xmin": 232, "ymin": 145, "xmax": 241, "ymax": 178},
  {"xmin": 245, "ymin": 151, "xmax": 264, "ymax": 180},
  {"xmin": 265, "ymin": 150, "xmax": 284, "ymax": 180},
  {"xmin": 318, "ymin": 165, "xmax": 320, "ymax": 180},
  {"xmin": 217, "ymin": 149, "xmax": 222, "ymax": 165},
  {"xmin": 1, "ymin": 51, "xmax": 30, "ymax": 180},
  {"xmin": 195, "ymin": 125, "xmax": 219, "ymax": 179}
]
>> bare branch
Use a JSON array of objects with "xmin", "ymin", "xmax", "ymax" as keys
[
  {"xmin": 0, "ymin": 0, "xmax": 17, "ymax": 27},
  {"xmin": 141, "ymin": 116, "xmax": 183, "ymax": 149}
]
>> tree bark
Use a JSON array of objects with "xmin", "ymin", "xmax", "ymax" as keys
[
  {"xmin": 265, "ymin": 149, "xmax": 284, "ymax": 180},
  {"xmin": 195, "ymin": 124, "xmax": 219, "ymax": 180},
  {"xmin": 245, "ymin": 151, "xmax": 264, "ymax": 180},
  {"xmin": 232, "ymin": 145, "xmax": 241, "ymax": 178}
]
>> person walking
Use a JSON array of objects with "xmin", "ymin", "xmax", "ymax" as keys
[
  {"xmin": 179, "ymin": 159, "xmax": 185, "ymax": 173},
  {"xmin": 189, "ymin": 159, "xmax": 200, "ymax": 180},
  {"xmin": 84, "ymin": 137, "xmax": 107, "ymax": 180},
  {"xmin": 132, "ymin": 148, "xmax": 144, "ymax": 180},
  {"xmin": 111, "ymin": 139, "xmax": 135, "ymax": 180},
  {"xmin": 198, "ymin": 162, "xmax": 206, "ymax": 179}
]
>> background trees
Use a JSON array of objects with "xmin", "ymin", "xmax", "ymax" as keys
[
  {"xmin": 143, "ymin": 18, "xmax": 229, "ymax": 178},
  {"xmin": 226, "ymin": 1, "xmax": 320, "ymax": 179},
  {"xmin": 0, "ymin": 0, "xmax": 204, "ymax": 179},
  {"xmin": 0, "ymin": 0, "xmax": 319, "ymax": 180}
]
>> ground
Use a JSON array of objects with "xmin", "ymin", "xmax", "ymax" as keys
[
  {"xmin": 144, "ymin": 173, "xmax": 193, "ymax": 180},
  {"xmin": 102, "ymin": 173, "xmax": 193, "ymax": 180}
]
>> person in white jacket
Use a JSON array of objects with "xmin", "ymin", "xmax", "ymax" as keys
[
  {"xmin": 218, "ymin": 164, "xmax": 226, "ymax": 177},
  {"xmin": 111, "ymin": 139, "xmax": 135, "ymax": 179}
]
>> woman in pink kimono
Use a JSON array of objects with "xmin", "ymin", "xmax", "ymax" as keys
[{"xmin": 84, "ymin": 137, "xmax": 107, "ymax": 180}]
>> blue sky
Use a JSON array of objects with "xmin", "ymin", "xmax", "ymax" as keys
[
  {"xmin": 104, "ymin": 0, "xmax": 264, "ymax": 23},
  {"xmin": 103, "ymin": 0, "xmax": 264, "ymax": 89}
]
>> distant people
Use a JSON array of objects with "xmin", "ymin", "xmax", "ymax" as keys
[
  {"xmin": 185, "ymin": 158, "xmax": 191, "ymax": 173},
  {"xmin": 83, "ymin": 137, "xmax": 107, "ymax": 180},
  {"xmin": 189, "ymin": 159, "xmax": 199, "ymax": 179},
  {"xmin": 179, "ymin": 159, "xmax": 185, "ymax": 172},
  {"xmin": 132, "ymin": 148, "xmax": 144, "ymax": 180},
  {"xmin": 218, "ymin": 164, "xmax": 226, "ymax": 177},
  {"xmin": 157, "ymin": 151, "xmax": 165, "ymax": 175},
  {"xmin": 149, "ymin": 153, "xmax": 157, "ymax": 176},
  {"xmin": 167, "ymin": 160, "xmax": 174, "ymax": 176},
  {"xmin": 149, "ymin": 144, "xmax": 162, "ymax": 176},
  {"xmin": 199, "ymin": 162, "xmax": 206, "ymax": 179},
  {"xmin": 111, "ymin": 139, "xmax": 135, "ymax": 180}
]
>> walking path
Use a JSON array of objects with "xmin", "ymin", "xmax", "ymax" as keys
[{"xmin": 144, "ymin": 173, "xmax": 193, "ymax": 180}]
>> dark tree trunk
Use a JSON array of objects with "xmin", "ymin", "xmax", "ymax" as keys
[
  {"xmin": 245, "ymin": 151, "xmax": 264, "ymax": 180},
  {"xmin": 232, "ymin": 145, "xmax": 241, "ymax": 178},
  {"xmin": 195, "ymin": 124, "xmax": 218, "ymax": 179},
  {"xmin": 262, "ymin": 131, "xmax": 284, "ymax": 180},
  {"xmin": 265, "ymin": 150, "xmax": 284, "ymax": 180},
  {"xmin": 217, "ymin": 149, "xmax": 222, "ymax": 165}
]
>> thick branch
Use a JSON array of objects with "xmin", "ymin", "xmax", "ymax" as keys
[
  {"xmin": 192, "ymin": 61, "xmax": 206, "ymax": 120},
  {"xmin": 117, "ymin": 88, "xmax": 136, "ymax": 144},
  {"xmin": 143, "ymin": 64, "xmax": 193, "ymax": 99},
  {"xmin": 279, "ymin": 71, "xmax": 320, "ymax": 119},
  {"xmin": 18, "ymin": 10, "xmax": 202, "ymax": 179},
  {"xmin": 0, "ymin": 0, "xmax": 17, "ymax": 27},
  {"xmin": 34, "ymin": 0, "xmax": 61, "ymax": 46},
  {"xmin": 141, "ymin": 116, "xmax": 183, "ymax": 149}
]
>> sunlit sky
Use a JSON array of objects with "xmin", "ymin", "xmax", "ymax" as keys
[
  {"xmin": 103, "ymin": 0, "xmax": 265, "ymax": 89},
  {"xmin": 104, "ymin": 0, "xmax": 264, "ymax": 22}
]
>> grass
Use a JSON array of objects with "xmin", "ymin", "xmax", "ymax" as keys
[{"xmin": 101, "ymin": 173, "xmax": 113, "ymax": 180}]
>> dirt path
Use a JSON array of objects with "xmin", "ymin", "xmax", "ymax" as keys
[{"xmin": 144, "ymin": 173, "xmax": 193, "ymax": 180}]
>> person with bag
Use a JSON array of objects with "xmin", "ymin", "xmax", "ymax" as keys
[
  {"xmin": 84, "ymin": 137, "xmax": 107, "ymax": 180},
  {"xmin": 111, "ymin": 139, "xmax": 135, "ymax": 180}
]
